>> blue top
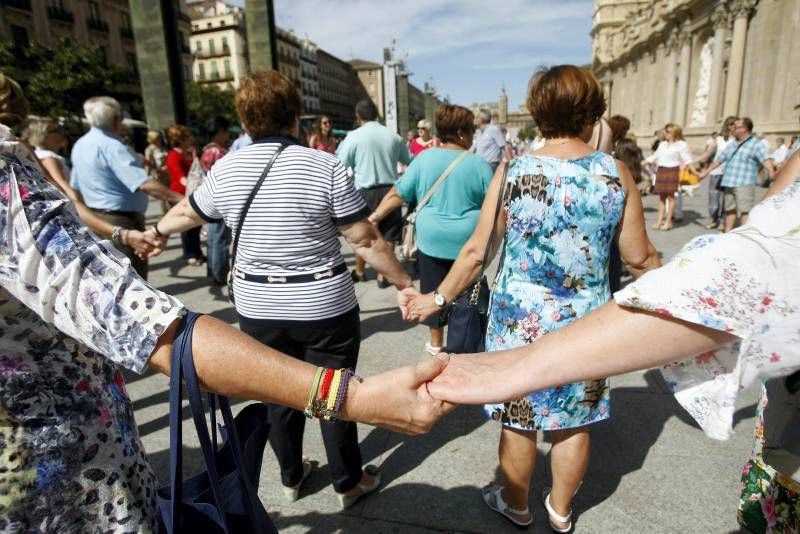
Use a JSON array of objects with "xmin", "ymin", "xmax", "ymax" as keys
[
  {"xmin": 230, "ymin": 133, "xmax": 253, "ymax": 153},
  {"xmin": 715, "ymin": 135, "xmax": 770, "ymax": 188},
  {"xmin": 395, "ymin": 148, "xmax": 493, "ymax": 259},
  {"xmin": 70, "ymin": 128, "xmax": 149, "ymax": 212},
  {"xmin": 336, "ymin": 121, "xmax": 411, "ymax": 190},
  {"xmin": 471, "ymin": 123, "xmax": 506, "ymax": 164}
]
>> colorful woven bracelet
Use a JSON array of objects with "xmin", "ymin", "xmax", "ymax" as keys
[
  {"xmin": 303, "ymin": 367, "xmax": 325, "ymax": 418},
  {"xmin": 319, "ymin": 368, "xmax": 335, "ymax": 402},
  {"xmin": 324, "ymin": 369, "xmax": 343, "ymax": 418},
  {"xmin": 326, "ymin": 368, "xmax": 362, "ymax": 421}
]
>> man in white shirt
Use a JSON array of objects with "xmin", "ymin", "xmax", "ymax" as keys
[{"xmin": 772, "ymin": 137, "xmax": 789, "ymax": 167}]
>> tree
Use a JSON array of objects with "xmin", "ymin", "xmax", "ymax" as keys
[
  {"xmin": 18, "ymin": 38, "xmax": 127, "ymax": 121},
  {"xmin": 185, "ymin": 81, "xmax": 237, "ymax": 132},
  {"xmin": 517, "ymin": 124, "xmax": 539, "ymax": 141}
]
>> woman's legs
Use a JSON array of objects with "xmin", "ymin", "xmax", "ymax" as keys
[
  {"xmin": 654, "ymin": 195, "xmax": 666, "ymax": 228},
  {"xmin": 497, "ymin": 426, "xmax": 537, "ymax": 522},
  {"xmin": 429, "ymin": 326, "xmax": 444, "ymax": 349},
  {"xmin": 664, "ymin": 193, "xmax": 676, "ymax": 228},
  {"xmin": 548, "ymin": 427, "xmax": 591, "ymax": 528}
]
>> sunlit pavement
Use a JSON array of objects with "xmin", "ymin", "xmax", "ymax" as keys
[{"xmin": 125, "ymin": 183, "xmax": 758, "ymax": 533}]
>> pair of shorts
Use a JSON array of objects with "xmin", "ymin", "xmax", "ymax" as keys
[
  {"xmin": 722, "ymin": 185, "xmax": 758, "ymax": 216},
  {"xmin": 360, "ymin": 185, "xmax": 403, "ymax": 242},
  {"xmin": 417, "ymin": 250, "xmax": 455, "ymax": 328}
]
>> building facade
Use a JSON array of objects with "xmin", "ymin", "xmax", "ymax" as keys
[
  {"xmin": 351, "ymin": 59, "xmax": 384, "ymax": 120},
  {"xmin": 592, "ymin": 0, "xmax": 799, "ymax": 148},
  {"xmin": 299, "ymin": 36, "xmax": 319, "ymax": 114},
  {"xmin": 275, "ymin": 27, "xmax": 299, "ymax": 88},
  {"xmin": 188, "ymin": 0, "xmax": 247, "ymax": 89},
  {"xmin": 472, "ymin": 87, "xmax": 536, "ymax": 139},
  {"xmin": 317, "ymin": 49, "xmax": 362, "ymax": 129},
  {"xmin": 0, "ymin": 0, "xmax": 193, "ymax": 115}
]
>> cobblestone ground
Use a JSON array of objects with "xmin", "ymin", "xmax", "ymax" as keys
[{"xmin": 126, "ymin": 182, "xmax": 757, "ymax": 533}]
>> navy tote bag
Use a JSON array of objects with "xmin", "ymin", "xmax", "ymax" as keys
[{"xmin": 157, "ymin": 311, "xmax": 276, "ymax": 533}]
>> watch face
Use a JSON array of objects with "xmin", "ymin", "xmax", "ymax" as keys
[{"xmin": 434, "ymin": 292, "xmax": 445, "ymax": 306}]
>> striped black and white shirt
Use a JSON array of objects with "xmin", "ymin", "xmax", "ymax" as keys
[{"xmin": 190, "ymin": 137, "xmax": 369, "ymax": 325}]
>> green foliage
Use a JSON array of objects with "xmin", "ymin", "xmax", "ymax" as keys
[
  {"xmin": 0, "ymin": 41, "xmax": 16, "ymax": 79},
  {"xmin": 18, "ymin": 38, "xmax": 127, "ymax": 120},
  {"xmin": 185, "ymin": 81, "xmax": 237, "ymax": 132},
  {"xmin": 517, "ymin": 124, "xmax": 538, "ymax": 141}
]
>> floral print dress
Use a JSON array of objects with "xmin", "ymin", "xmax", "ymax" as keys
[
  {"xmin": 0, "ymin": 132, "xmax": 184, "ymax": 532},
  {"xmin": 614, "ymin": 181, "xmax": 800, "ymax": 533},
  {"xmin": 484, "ymin": 152, "xmax": 625, "ymax": 431}
]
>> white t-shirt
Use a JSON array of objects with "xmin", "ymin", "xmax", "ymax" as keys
[
  {"xmin": 34, "ymin": 147, "xmax": 70, "ymax": 179},
  {"xmin": 710, "ymin": 136, "xmax": 732, "ymax": 176},
  {"xmin": 645, "ymin": 139, "xmax": 693, "ymax": 168}
]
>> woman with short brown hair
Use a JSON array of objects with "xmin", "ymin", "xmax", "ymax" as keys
[
  {"xmin": 404, "ymin": 65, "xmax": 660, "ymax": 530},
  {"xmin": 370, "ymin": 104, "xmax": 493, "ymax": 355},
  {"xmin": 153, "ymin": 70, "xmax": 413, "ymax": 508}
]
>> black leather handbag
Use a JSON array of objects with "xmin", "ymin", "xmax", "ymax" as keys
[{"xmin": 444, "ymin": 164, "xmax": 508, "ymax": 354}]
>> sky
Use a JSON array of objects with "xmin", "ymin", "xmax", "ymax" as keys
[{"xmin": 228, "ymin": 0, "xmax": 595, "ymax": 110}]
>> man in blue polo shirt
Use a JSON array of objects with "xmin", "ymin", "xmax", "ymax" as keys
[
  {"xmin": 700, "ymin": 117, "xmax": 776, "ymax": 232},
  {"xmin": 71, "ymin": 96, "xmax": 182, "ymax": 278},
  {"xmin": 337, "ymin": 99, "xmax": 411, "ymax": 287}
]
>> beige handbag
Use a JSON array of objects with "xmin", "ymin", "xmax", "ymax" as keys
[{"xmin": 401, "ymin": 151, "xmax": 469, "ymax": 260}]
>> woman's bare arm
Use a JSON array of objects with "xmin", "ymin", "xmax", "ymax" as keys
[
  {"xmin": 428, "ymin": 300, "xmax": 737, "ymax": 405},
  {"xmin": 615, "ymin": 160, "xmax": 661, "ymax": 278}
]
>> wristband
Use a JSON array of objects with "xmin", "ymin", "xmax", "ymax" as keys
[
  {"xmin": 111, "ymin": 226, "xmax": 123, "ymax": 245},
  {"xmin": 152, "ymin": 223, "xmax": 165, "ymax": 237}
]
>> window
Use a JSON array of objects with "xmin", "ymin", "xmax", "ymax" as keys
[
  {"xmin": 209, "ymin": 39, "xmax": 216, "ymax": 54},
  {"xmin": 183, "ymin": 64, "xmax": 190, "ymax": 81},
  {"xmin": 121, "ymin": 12, "xmax": 131, "ymax": 30},
  {"xmin": 224, "ymin": 58, "xmax": 231, "ymax": 77},
  {"xmin": 88, "ymin": 0, "xmax": 100, "ymax": 19},
  {"xmin": 10, "ymin": 25, "xmax": 29, "ymax": 52},
  {"xmin": 222, "ymin": 36, "xmax": 229, "ymax": 53},
  {"xmin": 195, "ymin": 40, "xmax": 202, "ymax": 51},
  {"xmin": 126, "ymin": 52, "xmax": 138, "ymax": 75},
  {"xmin": 198, "ymin": 63, "xmax": 206, "ymax": 80},
  {"xmin": 211, "ymin": 61, "xmax": 219, "ymax": 79}
]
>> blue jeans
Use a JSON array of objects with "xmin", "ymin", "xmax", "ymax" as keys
[{"xmin": 206, "ymin": 222, "xmax": 230, "ymax": 283}]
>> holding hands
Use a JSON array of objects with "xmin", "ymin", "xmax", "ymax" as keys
[{"xmin": 397, "ymin": 286, "xmax": 440, "ymax": 323}]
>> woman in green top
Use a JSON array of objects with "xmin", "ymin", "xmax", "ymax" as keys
[{"xmin": 370, "ymin": 104, "xmax": 493, "ymax": 354}]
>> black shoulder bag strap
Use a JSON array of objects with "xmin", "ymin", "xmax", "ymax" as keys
[{"xmin": 227, "ymin": 144, "xmax": 289, "ymax": 303}]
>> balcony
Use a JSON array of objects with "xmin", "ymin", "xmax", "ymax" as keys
[
  {"xmin": 2, "ymin": 0, "xmax": 32, "ymax": 12},
  {"xmin": 194, "ymin": 47, "xmax": 230, "ymax": 59},
  {"xmin": 120, "ymin": 26, "xmax": 134, "ymax": 40},
  {"xmin": 47, "ymin": 5, "xmax": 74, "ymax": 22},
  {"xmin": 86, "ymin": 17, "xmax": 109, "ymax": 33}
]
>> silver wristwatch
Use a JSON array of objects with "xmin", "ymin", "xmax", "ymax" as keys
[{"xmin": 433, "ymin": 290, "xmax": 447, "ymax": 308}]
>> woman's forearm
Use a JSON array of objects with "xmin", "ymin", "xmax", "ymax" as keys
[
  {"xmin": 147, "ymin": 315, "xmax": 452, "ymax": 434},
  {"xmin": 156, "ymin": 197, "xmax": 204, "ymax": 235},
  {"xmin": 429, "ymin": 301, "xmax": 738, "ymax": 405},
  {"xmin": 764, "ymin": 150, "xmax": 800, "ymax": 200}
]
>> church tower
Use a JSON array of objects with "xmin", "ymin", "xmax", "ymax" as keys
[{"xmin": 498, "ymin": 84, "xmax": 508, "ymax": 125}]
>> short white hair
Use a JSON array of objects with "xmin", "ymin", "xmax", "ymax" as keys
[
  {"xmin": 416, "ymin": 118, "xmax": 432, "ymax": 130},
  {"xmin": 83, "ymin": 96, "xmax": 121, "ymax": 130}
]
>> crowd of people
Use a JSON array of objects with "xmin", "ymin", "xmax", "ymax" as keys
[{"xmin": 0, "ymin": 60, "xmax": 798, "ymax": 534}]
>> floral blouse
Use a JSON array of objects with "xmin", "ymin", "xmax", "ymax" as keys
[
  {"xmin": 0, "ymin": 129, "xmax": 184, "ymax": 532},
  {"xmin": 615, "ymin": 181, "xmax": 800, "ymax": 440}
]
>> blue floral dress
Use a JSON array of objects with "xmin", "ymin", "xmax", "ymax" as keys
[
  {"xmin": 0, "ymin": 131, "xmax": 184, "ymax": 532},
  {"xmin": 484, "ymin": 152, "xmax": 625, "ymax": 431}
]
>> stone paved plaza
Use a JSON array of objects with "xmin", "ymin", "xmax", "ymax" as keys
[{"xmin": 125, "ymin": 184, "xmax": 757, "ymax": 533}]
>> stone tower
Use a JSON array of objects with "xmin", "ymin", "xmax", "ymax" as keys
[{"xmin": 498, "ymin": 85, "xmax": 508, "ymax": 125}]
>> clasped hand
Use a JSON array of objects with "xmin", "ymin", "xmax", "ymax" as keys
[
  {"xmin": 128, "ymin": 228, "xmax": 167, "ymax": 260},
  {"xmin": 396, "ymin": 286, "xmax": 439, "ymax": 323}
]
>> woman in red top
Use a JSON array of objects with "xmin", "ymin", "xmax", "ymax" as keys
[
  {"xmin": 308, "ymin": 115, "xmax": 336, "ymax": 154},
  {"xmin": 166, "ymin": 125, "xmax": 205, "ymax": 266},
  {"xmin": 409, "ymin": 118, "xmax": 440, "ymax": 156}
]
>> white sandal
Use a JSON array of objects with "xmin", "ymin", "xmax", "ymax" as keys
[
  {"xmin": 481, "ymin": 483, "xmax": 533, "ymax": 527},
  {"xmin": 337, "ymin": 464, "xmax": 381, "ymax": 509},
  {"xmin": 543, "ymin": 489, "xmax": 573, "ymax": 533}
]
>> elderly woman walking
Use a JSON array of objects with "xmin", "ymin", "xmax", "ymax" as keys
[
  {"xmin": 370, "ymin": 104, "xmax": 493, "ymax": 355},
  {"xmin": 152, "ymin": 70, "xmax": 415, "ymax": 508},
  {"xmin": 404, "ymin": 65, "xmax": 660, "ymax": 530}
]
